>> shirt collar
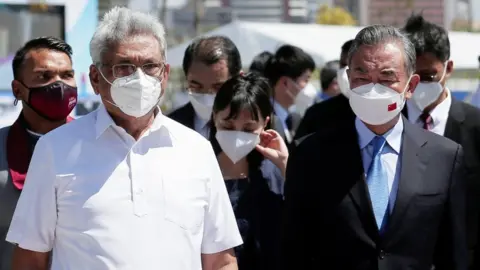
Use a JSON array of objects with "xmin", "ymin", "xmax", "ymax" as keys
[
  {"xmin": 95, "ymin": 103, "xmax": 164, "ymax": 140},
  {"xmin": 407, "ymin": 88, "xmax": 451, "ymax": 126},
  {"xmin": 273, "ymin": 100, "xmax": 289, "ymax": 123},
  {"xmin": 355, "ymin": 116, "xmax": 403, "ymax": 154}
]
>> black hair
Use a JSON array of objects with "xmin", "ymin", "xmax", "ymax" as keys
[
  {"xmin": 403, "ymin": 13, "xmax": 450, "ymax": 62},
  {"xmin": 320, "ymin": 60, "xmax": 340, "ymax": 90},
  {"xmin": 12, "ymin": 36, "xmax": 72, "ymax": 80},
  {"xmin": 182, "ymin": 35, "xmax": 242, "ymax": 76},
  {"xmin": 249, "ymin": 51, "xmax": 273, "ymax": 76},
  {"xmin": 341, "ymin": 39, "xmax": 354, "ymax": 55},
  {"xmin": 264, "ymin": 44, "xmax": 316, "ymax": 87},
  {"xmin": 209, "ymin": 72, "xmax": 273, "ymax": 170}
]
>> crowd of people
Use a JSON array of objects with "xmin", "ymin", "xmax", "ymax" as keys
[{"xmin": 0, "ymin": 5, "xmax": 478, "ymax": 270}]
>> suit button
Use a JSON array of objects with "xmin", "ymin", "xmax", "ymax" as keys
[{"xmin": 379, "ymin": 250, "xmax": 386, "ymax": 259}]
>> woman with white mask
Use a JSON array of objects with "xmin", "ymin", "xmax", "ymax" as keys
[{"xmin": 209, "ymin": 72, "xmax": 288, "ymax": 270}]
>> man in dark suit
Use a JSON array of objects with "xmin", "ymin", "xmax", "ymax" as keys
[
  {"xmin": 282, "ymin": 25, "xmax": 467, "ymax": 270},
  {"xmin": 263, "ymin": 45, "xmax": 315, "ymax": 147},
  {"xmin": 402, "ymin": 14, "xmax": 480, "ymax": 269},
  {"xmin": 294, "ymin": 39, "xmax": 355, "ymax": 140},
  {"xmin": 168, "ymin": 36, "xmax": 242, "ymax": 139}
]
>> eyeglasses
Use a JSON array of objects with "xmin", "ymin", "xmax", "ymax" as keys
[{"xmin": 105, "ymin": 63, "xmax": 165, "ymax": 78}]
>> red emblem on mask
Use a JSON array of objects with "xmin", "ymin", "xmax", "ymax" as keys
[{"xmin": 387, "ymin": 102, "xmax": 397, "ymax": 111}]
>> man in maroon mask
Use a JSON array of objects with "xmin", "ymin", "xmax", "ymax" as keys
[{"xmin": 0, "ymin": 36, "xmax": 77, "ymax": 269}]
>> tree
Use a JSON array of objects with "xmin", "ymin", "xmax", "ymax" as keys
[{"xmin": 316, "ymin": 5, "xmax": 357, "ymax": 26}]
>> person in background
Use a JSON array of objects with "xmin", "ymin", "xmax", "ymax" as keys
[
  {"xmin": 249, "ymin": 51, "xmax": 273, "ymax": 75},
  {"xmin": 210, "ymin": 72, "xmax": 287, "ymax": 270},
  {"xmin": 294, "ymin": 39, "xmax": 354, "ymax": 140},
  {"xmin": 168, "ymin": 36, "xmax": 242, "ymax": 139},
  {"xmin": 402, "ymin": 14, "xmax": 480, "ymax": 269},
  {"xmin": 7, "ymin": 7, "xmax": 241, "ymax": 270},
  {"xmin": 0, "ymin": 36, "xmax": 77, "ymax": 270},
  {"xmin": 283, "ymin": 25, "xmax": 466, "ymax": 270},
  {"xmin": 264, "ymin": 45, "xmax": 315, "ymax": 145},
  {"xmin": 316, "ymin": 60, "xmax": 341, "ymax": 102}
]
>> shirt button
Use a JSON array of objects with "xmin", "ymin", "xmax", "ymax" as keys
[{"xmin": 378, "ymin": 250, "xmax": 386, "ymax": 259}]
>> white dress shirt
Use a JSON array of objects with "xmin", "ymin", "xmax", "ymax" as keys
[
  {"xmin": 6, "ymin": 104, "xmax": 242, "ymax": 270},
  {"xmin": 407, "ymin": 89, "xmax": 451, "ymax": 136},
  {"xmin": 193, "ymin": 113, "xmax": 210, "ymax": 139},
  {"xmin": 356, "ymin": 117, "xmax": 403, "ymax": 212},
  {"xmin": 273, "ymin": 101, "xmax": 292, "ymax": 142}
]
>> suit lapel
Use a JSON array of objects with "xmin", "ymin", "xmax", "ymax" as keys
[
  {"xmin": 182, "ymin": 103, "xmax": 196, "ymax": 130},
  {"xmin": 444, "ymin": 98, "xmax": 465, "ymax": 142},
  {"xmin": 383, "ymin": 118, "xmax": 430, "ymax": 246}
]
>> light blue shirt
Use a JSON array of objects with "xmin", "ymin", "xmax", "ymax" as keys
[
  {"xmin": 355, "ymin": 117, "xmax": 403, "ymax": 213},
  {"xmin": 272, "ymin": 100, "xmax": 292, "ymax": 142}
]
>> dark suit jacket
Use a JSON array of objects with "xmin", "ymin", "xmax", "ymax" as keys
[
  {"xmin": 167, "ymin": 102, "xmax": 196, "ymax": 130},
  {"xmin": 283, "ymin": 116, "xmax": 467, "ymax": 270},
  {"xmin": 294, "ymin": 94, "xmax": 355, "ymax": 140},
  {"xmin": 403, "ymin": 99, "xmax": 480, "ymax": 268}
]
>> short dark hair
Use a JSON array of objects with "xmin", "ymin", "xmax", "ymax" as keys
[
  {"xmin": 249, "ymin": 51, "xmax": 273, "ymax": 76},
  {"xmin": 209, "ymin": 72, "xmax": 273, "ymax": 169},
  {"xmin": 403, "ymin": 14, "xmax": 450, "ymax": 62},
  {"xmin": 264, "ymin": 44, "xmax": 316, "ymax": 86},
  {"xmin": 320, "ymin": 60, "xmax": 340, "ymax": 90},
  {"xmin": 182, "ymin": 36, "xmax": 242, "ymax": 76},
  {"xmin": 341, "ymin": 39, "xmax": 354, "ymax": 55},
  {"xmin": 12, "ymin": 36, "xmax": 73, "ymax": 80}
]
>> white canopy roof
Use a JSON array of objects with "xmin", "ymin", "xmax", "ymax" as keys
[{"xmin": 167, "ymin": 21, "xmax": 480, "ymax": 70}]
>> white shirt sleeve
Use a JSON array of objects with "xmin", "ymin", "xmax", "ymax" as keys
[
  {"xmin": 6, "ymin": 136, "xmax": 57, "ymax": 252},
  {"xmin": 201, "ymin": 143, "xmax": 243, "ymax": 254}
]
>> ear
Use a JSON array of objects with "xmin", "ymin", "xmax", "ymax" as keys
[
  {"xmin": 264, "ymin": 115, "xmax": 270, "ymax": 128},
  {"xmin": 405, "ymin": 74, "xmax": 420, "ymax": 100},
  {"xmin": 445, "ymin": 60, "xmax": 454, "ymax": 79},
  {"xmin": 89, "ymin": 65, "xmax": 101, "ymax": 95},
  {"xmin": 11, "ymin": 80, "xmax": 25, "ymax": 101}
]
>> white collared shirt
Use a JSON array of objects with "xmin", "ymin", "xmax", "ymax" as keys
[
  {"xmin": 6, "ymin": 104, "xmax": 242, "ymax": 270},
  {"xmin": 407, "ymin": 89, "xmax": 452, "ymax": 136},
  {"xmin": 355, "ymin": 117, "xmax": 403, "ymax": 212},
  {"xmin": 194, "ymin": 113, "xmax": 210, "ymax": 139},
  {"xmin": 273, "ymin": 101, "xmax": 292, "ymax": 142}
]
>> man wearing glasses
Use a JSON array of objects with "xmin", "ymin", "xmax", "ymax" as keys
[
  {"xmin": 168, "ymin": 35, "xmax": 242, "ymax": 139},
  {"xmin": 6, "ymin": 7, "xmax": 242, "ymax": 270}
]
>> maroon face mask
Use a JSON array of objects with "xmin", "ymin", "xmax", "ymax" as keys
[{"xmin": 25, "ymin": 81, "xmax": 78, "ymax": 121}]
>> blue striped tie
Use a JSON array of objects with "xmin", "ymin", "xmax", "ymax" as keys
[{"xmin": 366, "ymin": 136, "xmax": 389, "ymax": 231}]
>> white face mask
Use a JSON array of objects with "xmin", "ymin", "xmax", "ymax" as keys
[
  {"xmin": 349, "ymin": 80, "xmax": 410, "ymax": 125},
  {"xmin": 412, "ymin": 62, "xmax": 448, "ymax": 111},
  {"xmin": 337, "ymin": 67, "xmax": 351, "ymax": 98},
  {"xmin": 103, "ymin": 69, "xmax": 162, "ymax": 118},
  {"xmin": 215, "ymin": 130, "xmax": 260, "ymax": 164},
  {"xmin": 294, "ymin": 83, "xmax": 317, "ymax": 116},
  {"xmin": 188, "ymin": 92, "xmax": 216, "ymax": 121}
]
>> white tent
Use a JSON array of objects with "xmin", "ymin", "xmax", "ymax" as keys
[{"xmin": 167, "ymin": 21, "xmax": 480, "ymax": 70}]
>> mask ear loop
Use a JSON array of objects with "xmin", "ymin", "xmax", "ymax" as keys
[{"xmin": 438, "ymin": 61, "xmax": 449, "ymax": 83}]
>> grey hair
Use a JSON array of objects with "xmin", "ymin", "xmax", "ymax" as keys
[
  {"xmin": 89, "ymin": 6, "xmax": 166, "ymax": 64},
  {"xmin": 347, "ymin": 25, "xmax": 416, "ymax": 75}
]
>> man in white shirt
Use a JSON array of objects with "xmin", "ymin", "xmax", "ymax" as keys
[
  {"xmin": 168, "ymin": 36, "xmax": 242, "ymax": 139},
  {"xmin": 7, "ymin": 7, "xmax": 242, "ymax": 270}
]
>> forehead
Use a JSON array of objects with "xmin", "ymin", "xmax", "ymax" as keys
[
  {"xmin": 350, "ymin": 42, "xmax": 405, "ymax": 73},
  {"xmin": 187, "ymin": 60, "xmax": 229, "ymax": 84},
  {"xmin": 416, "ymin": 52, "xmax": 444, "ymax": 71},
  {"xmin": 216, "ymin": 106, "xmax": 259, "ymax": 122},
  {"xmin": 104, "ymin": 35, "xmax": 163, "ymax": 63},
  {"xmin": 23, "ymin": 49, "xmax": 72, "ymax": 71}
]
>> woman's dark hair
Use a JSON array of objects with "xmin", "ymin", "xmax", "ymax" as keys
[{"xmin": 209, "ymin": 72, "xmax": 273, "ymax": 170}]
